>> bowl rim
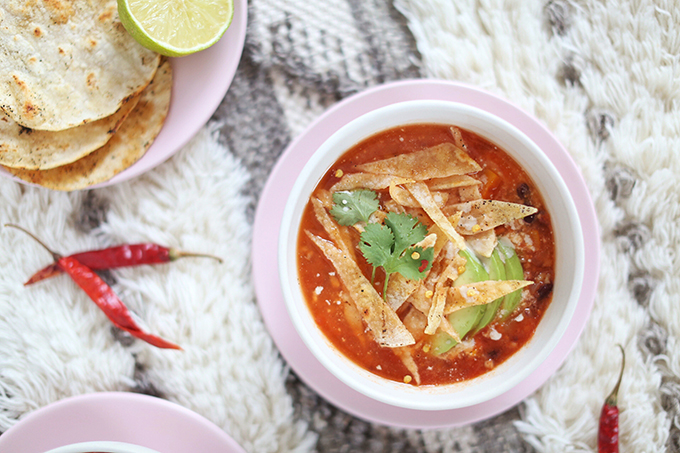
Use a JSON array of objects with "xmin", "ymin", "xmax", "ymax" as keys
[
  {"xmin": 44, "ymin": 440, "xmax": 160, "ymax": 453},
  {"xmin": 278, "ymin": 99, "xmax": 585, "ymax": 410}
]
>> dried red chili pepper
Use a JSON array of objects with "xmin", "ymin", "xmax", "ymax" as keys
[
  {"xmin": 598, "ymin": 344, "xmax": 625, "ymax": 453},
  {"xmin": 57, "ymin": 256, "xmax": 181, "ymax": 349},
  {"xmin": 25, "ymin": 243, "xmax": 222, "ymax": 285},
  {"xmin": 6, "ymin": 224, "xmax": 181, "ymax": 350}
]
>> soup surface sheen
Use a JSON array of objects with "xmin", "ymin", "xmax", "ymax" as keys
[{"xmin": 297, "ymin": 123, "xmax": 555, "ymax": 386}]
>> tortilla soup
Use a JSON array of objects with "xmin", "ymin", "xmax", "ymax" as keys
[{"xmin": 296, "ymin": 123, "xmax": 555, "ymax": 386}]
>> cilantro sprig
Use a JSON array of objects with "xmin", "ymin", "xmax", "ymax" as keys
[
  {"xmin": 329, "ymin": 189, "xmax": 434, "ymax": 298},
  {"xmin": 359, "ymin": 211, "xmax": 434, "ymax": 297},
  {"xmin": 330, "ymin": 190, "xmax": 379, "ymax": 226}
]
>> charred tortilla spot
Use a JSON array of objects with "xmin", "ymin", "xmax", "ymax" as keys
[
  {"xmin": 22, "ymin": 102, "xmax": 36, "ymax": 119},
  {"xmin": 12, "ymin": 75, "xmax": 25, "ymax": 89},
  {"xmin": 43, "ymin": 0, "xmax": 75, "ymax": 24},
  {"xmin": 98, "ymin": 10, "xmax": 114, "ymax": 22},
  {"xmin": 33, "ymin": 26, "xmax": 42, "ymax": 37},
  {"xmin": 86, "ymin": 73, "xmax": 98, "ymax": 90}
]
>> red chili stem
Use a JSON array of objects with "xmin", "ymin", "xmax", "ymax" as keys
[
  {"xmin": 57, "ymin": 256, "xmax": 181, "ymax": 350},
  {"xmin": 598, "ymin": 344, "xmax": 625, "ymax": 453},
  {"xmin": 24, "ymin": 243, "xmax": 222, "ymax": 285},
  {"xmin": 5, "ymin": 224, "xmax": 61, "ymax": 261},
  {"xmin": 605, "ymin": 344, "xmax": 625, "ymax": 407}
]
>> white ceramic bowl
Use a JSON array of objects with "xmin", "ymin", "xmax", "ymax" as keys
[
  {"xmin": 279, "ymin": 100, "xmax": 584, "ymax": 411},
  {"xmin": 45, "ymin": 441, "xmax": 160, "ymax": 453}
]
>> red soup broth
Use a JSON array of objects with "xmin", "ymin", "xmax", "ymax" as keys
[{"xmin": 296, "ymin": 123, "xmax": 555, "ymax": 386}]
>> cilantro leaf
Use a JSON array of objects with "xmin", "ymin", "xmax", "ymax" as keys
[
  {"xmin": 384, "ymin": 211, "xmax": 428, "ymax": 255},
  {"xmin": 359, "ymin": 212, "xmax": 434, "ymax": 298},
  {"xmin": 391, "ymin": 246, "xmax": 433, "ymax": 281},
  {"xmin": 330, "ymin": 190, "xmax": 379, "ymax": 226},
  {"xmin": 358, "ymin": 222, "xmax": 395, "ymax": 268}
]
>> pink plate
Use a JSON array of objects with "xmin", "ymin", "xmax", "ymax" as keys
[
  {"xmin": 0, "ymin": 392, "xmax": 246, "ymax": 453},
  {"xmin": 252, "ymin": 79, "xmax": 600, "ymax": 429},
  {"xmin": 0, "ymin": 0, "xmax": 247, "ymax": 189}
]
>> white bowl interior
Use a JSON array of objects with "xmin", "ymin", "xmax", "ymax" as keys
[
  {"xmin": 279, "ymin": 100, "xmax": 584, "ymax": 410},
  {"xmin": 45, "ymin": 441, "xmax": 160, "ymax": 453}
]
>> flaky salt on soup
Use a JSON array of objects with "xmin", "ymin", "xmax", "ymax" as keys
[{"xmin": 297, "ymin": 124, "xmax": 555, "ymax": 386}]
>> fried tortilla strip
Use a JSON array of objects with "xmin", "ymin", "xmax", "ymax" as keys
[
  {"xmin": 406, "ymin": 240, "xmax": 457, "ymax": 315},
  {"xmin": 385, "ymin": 233, "xmax": 437, "ymax": 311},
  {"xmin": 427, "ymin": 225, "xmax": 451, "ymax": 257},
  {"xmin": 437, "ymin": 315, "xmax": 461, "ymax": 343},
  {"xmin": 389, "ymin": 183, "xmax": 448, "ymax": 208},
  {"xmin": 356, "ymin": 143, "xmax": 481, "ymax": 180},
  {"xmin": 464, "ymin": 229, "xmax": 497, "ymax": 258},
  {"xmin": 0, "ymin": 94, "xmax": 140, "ymax": 170},
  {"xmin": 314, "ymin": 188, "xmax": 334, "ymax": 208},
  {"xmin": 459, "ymin": 184, "xmax": 482, "ymax": 202},
  {"xmin": 330, "ymin": 173, "xmax": 413, "ymax": 192},
  {"xmin": 341, "ymin": 291, "xmax": 366, "ymax": 344},
  {"xmin": 5, "ymin": 60, "xmax": 172, "ymax": 191},
  {"xmin": 426, "ymin": 269, "xmax": 456, "ymax": 333},
  {"xmin": 306, "ymin": 232, "xmax": 415, "ymax": 348},
  {"xmin": 311, "ymin": 196, "xmax": 355, "ymax": 259},
  {"xmin": 425, "ymin": 252, "xmax": 464, "ymax": 335},
  {"xmin": 402, "ymin": 305, "xmax": 428, "ymax": 340},
  {"xmin": 426, "ymin": 175, "xmax": 480, "ymax": 191},
  {"xmin": 394, "ymin": 347, "xmax": 421, "ymax": 385},
  {"xmin": 415, "ymin": 233, "xmax": 438, "ymax": 250},
  {"xmin": 385, "ymin": 273, "xmax": 420, "ymax": 312},
  {"xmin": 406, "ymin": 182, "xmax": 466, "ymax": 249},
  {"xmin": 447, "ymin": 184, "xmax": 499, "ymax": 257},
  {"xmin": 448, "ymin": 200, "xmax": 539, "ymax": 235},
  {"xmin": 444, "ymin": 280, "xmax": 533, "ymax": 314},
  {"xmin": 450, "ymin": 126, "xmax": 467, "ymax": 149}
]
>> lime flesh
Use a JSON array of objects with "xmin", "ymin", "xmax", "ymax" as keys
[{"xmin": 118, "ymin": 0, "xmax": 234, "ymax": 57}]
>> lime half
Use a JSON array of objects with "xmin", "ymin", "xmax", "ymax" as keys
[{"xmin": 118, "ymin": 0, "xmax": 234, "ymax": 57}]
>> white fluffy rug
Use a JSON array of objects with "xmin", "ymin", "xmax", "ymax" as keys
[{"xmin": 1, "ymin": 0, "xmax": 678, "ymax": 452}]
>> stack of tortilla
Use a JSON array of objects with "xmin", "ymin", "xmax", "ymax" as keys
[{"xmin": 0, "ymin": 0, "xmax": 172, "ymax": 191}]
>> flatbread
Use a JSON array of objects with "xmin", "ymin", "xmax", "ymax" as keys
[
  {"xmin": 0, "ymin": 95, "xmax": 140, "ymax": 170},
  {"xmin": 4, "ymin": 60, "xmax": 172, "ymax": 191},
  {"xmin": 0, "ymin": 0, "xmax": 160, "ymax": 130}
]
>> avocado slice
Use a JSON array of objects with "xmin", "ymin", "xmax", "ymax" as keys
[
  {"xmin": 498, "ymin": 241, "xmax": 524, "ymax": 319},
  {"xmin": 430, "ymin": 249, "xmax": 488, "ymax": 355},
  {"xmin": 471, "ymin": 246, "xmax": 507, "ymax": 333}
]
